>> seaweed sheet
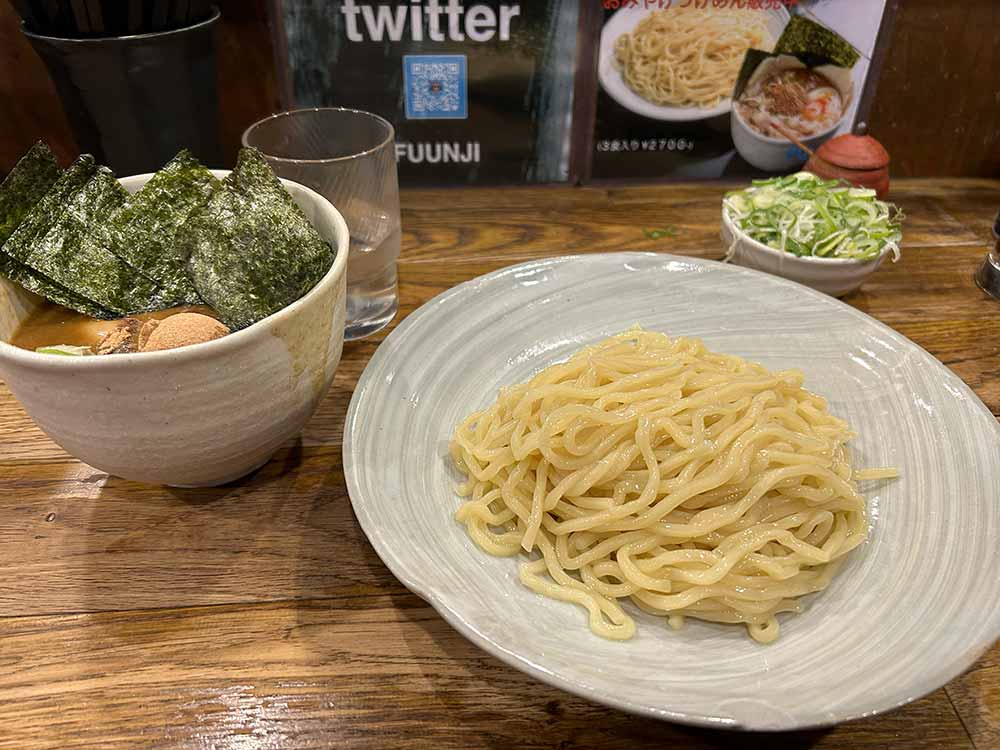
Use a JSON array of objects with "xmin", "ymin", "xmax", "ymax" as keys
[
  {"xmin": 773, "ymin": 16, "xmax": 861, "ymax": 70},
  {"xmin": 26, "ymin": 167, "xmax": 160, "ymax": 315},
  {"xmin": 0, "ymin": 142, "xmax": 61, "ymax": 245},
  {"xmin": 732, "ymin": 48, "xmax": 778, "ymax": 101},
  {"xmin": 0, "ymin": 154, "xmax": 115, "ymax": 318},
  {"xmin": 101, "ymin": 149, "xmax": 220, "ymax": 306},
  {"xmin": 182, "ymin": 148, "xmax": 334, "ymax": 330}
]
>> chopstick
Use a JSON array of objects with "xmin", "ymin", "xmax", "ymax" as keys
[
  {"xmin": 20, "ymin": 0, "xmax": 211, "ymax": 35},
  {"xmin": 68, "ymin": 0, "xmax": 91, "ymax": 33},
  {"xmin": 171, "ymin": 0, "xmax": 191, "ymax": 26},
  {"xmin": 127, "ymin": 0, "xmax": 142, "ymax": 33},
  {"xmin": 769, "ymin": 119, "xmax": 816, "ymax": 157},
  {"xmin": 151, "ymin": 0, "xmax": 168, "ymax": 31},
  {"xmin": 86, "ymin": 0, "xmax": 104, "ymax": 32}
]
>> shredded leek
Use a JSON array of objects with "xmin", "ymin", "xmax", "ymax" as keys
[
  {"xmin": 724, "ymin": 172, "xmax": 903, "ymax": 262},
  {"xmin": 35, "ymin": 345, "xmax": 92, "ymax": 356}
]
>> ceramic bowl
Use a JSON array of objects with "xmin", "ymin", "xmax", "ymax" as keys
[
  {"xmin": 721, "ymin": 206, "xmax": 889, "ymax": 297},
  {"xmin": 731, "ymin": 58, "xmax": 854, "ymax": 172},
  {"xmin": 0, "ymin": 171, "xmax": 349, "ymax": 487},
  {"xmin": 731, "ymin": 104, "xmax": 844, "ymax": 173}
]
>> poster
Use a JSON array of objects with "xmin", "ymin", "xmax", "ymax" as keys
[
  {"xmin": 272, "ymin": 0, "xmax": 578, "ymax": 185},
  {"xmin": 586, "ymin": 0, "xmax": 893, "ymax": 181},
  {"xmin": 270, "ymin": 1, "xmax": 895, "ymax": 186}
]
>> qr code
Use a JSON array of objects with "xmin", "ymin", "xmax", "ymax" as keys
[{"xmin": 404, "ymin": 55, "xmax": 468, "ymax": 119}]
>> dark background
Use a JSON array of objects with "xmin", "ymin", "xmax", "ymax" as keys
[
  {"xmin": 273, "ymin": 0, "xmax": 576, "ymax": 184},
  {"xmin": 2, "ymin": 0, "xmax": 998, "ymax": 179}
]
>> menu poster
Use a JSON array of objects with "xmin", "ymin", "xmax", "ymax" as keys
[
  {"xmin": 584, "ymin": 0, "xmax": 894, "ymax": 182},
  {"xmin": 270, "ymin": 0, "xmax": 578, "ymax": 185}
]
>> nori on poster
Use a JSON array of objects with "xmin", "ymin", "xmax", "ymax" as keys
[{"xmin": 586, "ymin": 0, "xmax": 892, "ymax": 182}]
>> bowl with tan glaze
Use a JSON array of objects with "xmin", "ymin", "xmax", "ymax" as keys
[{"xmin": 0, "ymin": 172, "xmax": 349, "ymax": 487}]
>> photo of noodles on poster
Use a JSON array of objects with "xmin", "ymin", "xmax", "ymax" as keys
[
  {"xmin": 599, "ymin": 4, "xmax": 788, "ymax": 120},
  {"xmin": 588, "ymin": 0, "xmax": 891, "ymax": 181}
]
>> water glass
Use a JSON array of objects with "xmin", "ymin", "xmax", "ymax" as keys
[{"xmin": 243, "ymin": 108, "xmax": 400, "ymax": 340}]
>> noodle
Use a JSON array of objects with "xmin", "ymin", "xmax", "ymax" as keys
[
  {"xmin": 853, "ymin": 467, "xmax": 899, "ymax": 481},
  {"xmin": 451, "ymin": 330, "xmax": 890, "ymax": 644},
  {"xmin": 613, "ymin": 8, "xmax": 772, "ymax": 108}
]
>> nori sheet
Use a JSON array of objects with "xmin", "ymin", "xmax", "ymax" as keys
[
  {"xmin": 0, "ymin": 154, "xmax": 116, "ymax": 318},
  {"xmin": 1, "ymin": 154, "xmax": 95, "ymax": 267},
  {"xmin": 733, "ymin": 48, "xmax": 777, "ymax": 101},
  {"xmin": 774, "ymin": 16, "xmax": 861, "ymax": 70},
  {"xmin": 100, "ymin": 149, "xmax": 219, "ymax": 306},
  {"xmin": 0, "ymin": 141, "xmax": 61, "ymax": 245},
  {"xmin": 181, "ymin": 147, "xmax": 334, "ymax": 331},
  {"xmin": 26, "ymin": 167, "xmax": 160, "ymax": 315}
]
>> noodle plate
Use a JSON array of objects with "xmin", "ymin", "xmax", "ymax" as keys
[{"xmin": 451, "ymin": 330, "xmax": 893, "ymax": 643}]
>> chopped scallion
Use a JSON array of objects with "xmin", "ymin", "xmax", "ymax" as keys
[{"xmin": 724, "ymin": 172, "xmax": 904, "ymax": 262}]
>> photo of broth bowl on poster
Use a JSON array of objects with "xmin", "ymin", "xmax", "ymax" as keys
[
  {"xmin": 588, "ymin": 0, "xmax": 890, "ymax": 181},
  {"xmin": 731, "ymin": 17, "xmax": 859, "ymax": 172}
]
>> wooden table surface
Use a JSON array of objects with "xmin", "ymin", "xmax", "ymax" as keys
[{"xmin": 1, "ymin": 179, "xmax": 999, "ymax": 749}]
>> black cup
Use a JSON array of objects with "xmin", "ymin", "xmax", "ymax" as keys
[{"xmin": 24, "ymin": 7, "xmax": 223, "ymax": 175}]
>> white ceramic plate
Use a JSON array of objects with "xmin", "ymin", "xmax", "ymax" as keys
[
  {"xmin": 344, "ymin": 253, "xmax": 1000, "ymax": 730},
  {"xmin": 598, "ymin": 7, "xmax": 789, "ymax": 122}
]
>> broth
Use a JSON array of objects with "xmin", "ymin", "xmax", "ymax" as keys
[
  {"xmin": 738, "ymin": 68, "xmax": 843, "ymax": 139},
  {"xmin": 10, "ymin": 302, "xmax": 217, "ymax": 352}
]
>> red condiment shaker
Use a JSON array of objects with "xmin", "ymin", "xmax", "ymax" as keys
[{"xmin": 805, "ymin": 123, "xmax": 890, "ymax": 198}]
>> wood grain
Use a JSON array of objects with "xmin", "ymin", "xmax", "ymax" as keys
[
  {"xmin": 0, "ymin": 602, "xmax": 978, "ymax": 750},
  {"xmin": 214, "ymin": 0, "xmax": 281, "ymax": 166},
  {"xmin": 869, "ymin": 0, "xmax": 1000, "ymax": 178},
  {"xmin": 1, "ymin": 180, "xmax": 998, "ymax": 747},
  {"xmin": 0, "ymin": 1, "xmax": 77, "ymax": 170},
  {"xmin": 397, "ymin": 181, "xmax": 991, "ymax": 265},
  {"xmin": 948, "ymin": 645, "xmax": 1000, "ymax": 750}
]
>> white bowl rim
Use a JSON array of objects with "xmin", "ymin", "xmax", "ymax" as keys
[
  {"xmin": 0, "ymin": 171, "xmax": 350, "ymax": 370},
  {"xmin": 721, "ymin": 204, "xmax": 891, "ymax": 267}
]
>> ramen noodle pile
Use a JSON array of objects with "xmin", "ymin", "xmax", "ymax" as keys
[
  {"xmin": 451, "ymin": 330, "xmax": 894, "ymax": 643},
  {"xmin": 613, "ymin": 8, "xmax": 772, "ymax": 108}
]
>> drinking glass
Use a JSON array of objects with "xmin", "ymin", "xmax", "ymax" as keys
[{"xmin": 243, "ymin": 108, "xmax": 400, "ymax": 340}]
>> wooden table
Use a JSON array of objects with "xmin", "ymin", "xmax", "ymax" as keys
[{"xmin": 1, "ymin": 179, "xmax": 998, "ymax": 749}]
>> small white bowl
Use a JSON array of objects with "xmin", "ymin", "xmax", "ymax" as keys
[
  {"xmin": 721, "ymin": 206, "xmax": 889, "ymax": 297},
  {"xmin": 0, "ymin": 171, "xmax": 349, "ymax": 486}
]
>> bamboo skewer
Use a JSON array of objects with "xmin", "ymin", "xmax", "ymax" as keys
[{"xmin": 769, "ymin": 119, "xmax": 816, "ymax": 157}]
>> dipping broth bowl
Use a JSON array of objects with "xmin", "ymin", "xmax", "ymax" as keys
[
  {"xmin": 731, "ymin": 58, "xmax": 855, "ymax": 173},
  {"xmin": 0, "ymin": 172, "xmax": 349, "ymax": 487}
]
